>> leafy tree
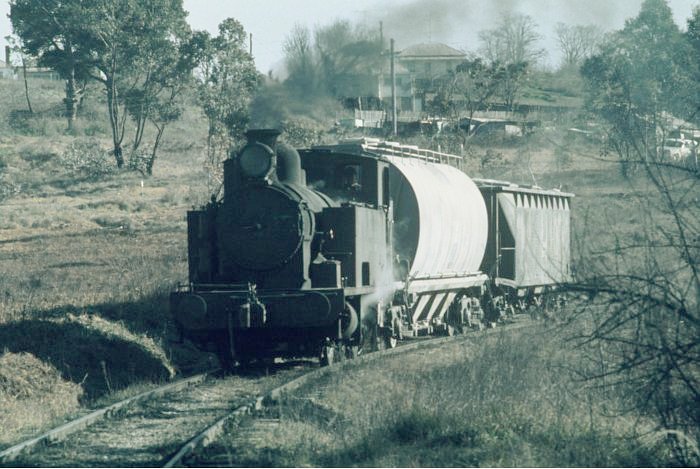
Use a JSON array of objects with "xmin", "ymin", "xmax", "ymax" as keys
[
  {"xmin": 581, "ymin": 0, "xmax": 696, "ymax": 166},
  {"xmin": 429, "ymin": 58, "xmax": 503, "ymax": 129},
  {"xmin": 194, "ymin": 18, "xmax": 260, "ymax": 188},
  {"xmin": 497, "ymin": 61, "xmax": 529, "ymax": 111},
  {"xmin": 79, "ymin": 0, "xmax": 191, "ymax": 168},
  {"xmin": 686, "ymin": 6, "xmax": 700, "ymax": 80},
  {"xmin": 124, "ymin": 32, "xmax": 201, "ymax": 175},
  {"xmin": 11, "ymin": 0, "xmax": 193, "ymax": 168},
  {"xmin": 577, "ymin": 1, "xmax": 699, "ymax": 463},
  {"xmin": 9, "ymin": 0, "xmax": 93, "ymax": 129}
]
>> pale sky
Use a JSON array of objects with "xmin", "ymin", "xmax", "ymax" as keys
[{"xmin": 1, "ymin": 0, "xmax": 698, "ymax": 73}]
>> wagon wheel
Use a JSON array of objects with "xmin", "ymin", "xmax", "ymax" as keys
[
  {"xmin": 345, "ymin": 345, "xmax": 360, "ymax": 359},
  {"xmin": 374, "ymin": 325, "xmax": 397, "ymax": 350}
]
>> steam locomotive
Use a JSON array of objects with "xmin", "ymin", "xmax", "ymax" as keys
[{"xmin": 170, "ymin": 129, "xmax": 573, "ymax": 367}]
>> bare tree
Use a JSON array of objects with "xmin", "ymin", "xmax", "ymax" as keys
[
  {"xmin": 555, "ymin": 23, "xmax": 605, "ymax": 68},
  {"xmin": 574, "ymin": 1, "xmax": 700, "ymax": 463},
  {"xmin": 283, "ymin": 23, "xmax": 316, "ymax": 96},
  {"xmin": 478, "ymin": 13, "xmax": 545, "ymax": 66},
  {"xmin": 477, "ymin": 13, "xmax": 542, "ymax": 110}
]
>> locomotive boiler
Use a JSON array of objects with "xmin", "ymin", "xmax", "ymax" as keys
[{"xmin": 171, "ymin": 129, "xmax": 573, "ymax": 367}]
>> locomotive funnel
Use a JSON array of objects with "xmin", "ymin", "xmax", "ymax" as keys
[{"xmin": 276, "ymin": 143, "xmax": 303, "ymax": 185}]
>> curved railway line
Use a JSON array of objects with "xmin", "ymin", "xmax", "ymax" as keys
[
  {"xmin": 178, "ymin": 316, "xmax": 536, "ymax": 467},
  {"xmin": 0, "ymin": 316, "xmax": 535, "ymax": 467}
]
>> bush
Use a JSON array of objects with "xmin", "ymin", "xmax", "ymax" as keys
[
  {"xmin": 0, "ymin": 173, "xmax": 21, "ymax": 201},
  {"xmin": 282, "ymin": 117, "xmax": 327, "ymax": 148},
  {"xmin": 59, "ymin": 138, "xmax": 115, "ymax": 179}
]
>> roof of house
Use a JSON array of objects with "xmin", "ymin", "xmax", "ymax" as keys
[{"xmin": 399, "ymin": 43, "xmax": 466, "ymax": 59}]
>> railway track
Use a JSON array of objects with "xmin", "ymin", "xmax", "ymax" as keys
[
  {"xmin": 163, "ymin": 333, "xmax": 460, "ymax": 467},
  {"xmin": 0, "ymin": 362, "xmax": 312, "ymax": 467},
  {"xmin": 173, "ymin": 316, "xmax": 535, "ymax": 467},
  {"xmin": 0, "ymin": 316, "xmax": 534, "ymax": 467},
  {"xmin": 0, "ymin": 371, "xmax": 213, "ymax": 464}
]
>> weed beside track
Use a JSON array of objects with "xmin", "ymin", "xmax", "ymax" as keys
[{"xmin": 196, "ymin": 321, "xmax": 671, "ymax": 467}]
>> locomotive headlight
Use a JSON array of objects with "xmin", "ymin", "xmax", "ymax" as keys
[{"xmin": 238, "ymin": 142, "xmax": 276, "ymax": 179}]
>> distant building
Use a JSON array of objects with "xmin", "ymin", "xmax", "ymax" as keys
[
  {"xmin": 398, "ymin": 43, "xmax": 466, "ymax": 82},
  {"xmin": 1, "ymin": 46, "xmax": 17, "ymax": 79},
  {"xmin": 377, "ymin": 60, "xmax": 419, "ymax": 113},
  {"xmin": 335, "ymin": 42, "xmax": 467, "ymax": 123},
  {"xmin": 379, "ymin": 42, "xmax": 467, "ymax": 114}
]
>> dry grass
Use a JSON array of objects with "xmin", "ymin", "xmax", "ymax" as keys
[
  {"xmin": 0, "ymin": 352, "xmax": 83, "ymax": 447},
  {"xmin": 223, "ymin": 325, "xmax": 669, "ymax": 467}
]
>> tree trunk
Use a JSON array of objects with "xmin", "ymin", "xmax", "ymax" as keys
[
  {"xmin": 21, "ymin": 58, "xmax": 33, "ymax": 114},
  {"xmin": 146, "ymin": 123, "xmax": 165, "ymax": 176},
  {"xmin": 64, "ymin": 70, "xmax": 78, "ymax": 131},
  {"xmin": 106, "ymin": 77, "xmax": 125, "ymax": 168}
]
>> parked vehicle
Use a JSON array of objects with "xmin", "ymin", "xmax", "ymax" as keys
[{"xmin": 660, "ymin": 138, "xmax": 695, "ymax": 160}]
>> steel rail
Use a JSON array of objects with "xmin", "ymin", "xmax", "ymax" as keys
[{"xmin": 0, "ymin": 370, "xmax": 215, "ymax": 464}]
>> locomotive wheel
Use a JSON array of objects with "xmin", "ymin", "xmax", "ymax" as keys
[
  {"xmin": 384, "ymin": 335, "xmax": 398, "ymax": 349},
  {"xmin": 320, "ymin": 344, "xmax": 335, "ymax": 366},
  {"xmin": 215, "ymin": 338, "xmax": 235, "ymax": 372}
]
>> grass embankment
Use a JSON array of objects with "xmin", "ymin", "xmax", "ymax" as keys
[
  {"xmin": 0, "ymin": 352, "xmax": 83, "ymax": 446},
  {"xmin": 0, "ymin": 78, "xmax": 214, "ymax": 446},
  {"xmin": 224, "ymin": 325, "xmax": 669, "ymax": 467}
]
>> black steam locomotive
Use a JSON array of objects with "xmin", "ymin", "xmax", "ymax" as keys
[{"xmin": 171, "ymin": 129, "xmax": 573, "ymax": 366}]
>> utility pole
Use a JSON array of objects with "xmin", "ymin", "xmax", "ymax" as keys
[
  {"xmin": 249, "ymin": 33, "xmax": 253, "ymax": 56},
  {"xmin": 390, "ymin": 38, "xmax": 397, "ymax": 136}
]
